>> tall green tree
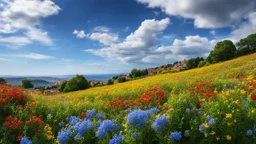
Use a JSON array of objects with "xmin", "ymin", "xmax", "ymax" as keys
[
  {"xmin": 236, "ymin": 33, "xmax": 256, "ymax": 56},
  {"xmin": 58, "ymin": 81, "xmax": 67, "ymax": 92},
  {"xmin": 186, "ymin": 57, "xmax": 204, "ymax": 69},
  {"xmin": 21, "ymin": 79, "xmax": 34, "ymax": 89},
  {"xmin": 64, "ymin": 75, "xmax": 89, "ymax": 92},
  {"xmin": 208, "ymin": 40, "xmax": 237, "ymax": 63}
]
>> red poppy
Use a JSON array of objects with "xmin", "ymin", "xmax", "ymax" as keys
[
  {"xmin": 16, "ymin": 135, "xmax": 22, "ymax": 142},
  {"xmin": 80, "ymin": 112, "xmax": 86, "ymax": 118},
  {"xmin": 250, "ymin": 93, "xmax": 256, "ymax": 100}
]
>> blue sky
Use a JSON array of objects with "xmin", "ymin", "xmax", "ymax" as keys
[{"xmin": 0, "ymin": 0, "xmax": 256, "ymax": 76}]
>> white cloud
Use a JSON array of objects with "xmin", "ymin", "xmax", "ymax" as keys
[
  {"xmin": 229, "ymin": 12, "xmax": 256, "ymax": 42},
  {"xmin": 0, "ymin": 0, "xmax": 60, "ymax": 47},
  {"xmin": 25, "ymin": 28, "xmax": 53, "ymax": 46},
  {"xmin": 73, "ymin": 28, "xmax": 119, "ymax": 46},
  {"xmin": 85, "ymin": 18, "xmax": 172, "ymax": 63},
  {"xmin": 210, "ymin": 30, "xmax": 216, "ymax": 35},
  {"xmin": 136, "ymin": 0, "xmax": 256, "ymax": 28},
  {"xmin": 88, "ymin": 32, "xmax": 118, "ymax": 46},
  {"xmin": 19, "ymin": 53, "xmax": 55, "ymax": 60},
  {"xmin": 73, "ymin": 30, "xmax": 86, "ymax": 39},
  {"xmin": 124, "ymin": 26, "xmax": 130, "ymax": 32},
  {"xmin": 0, "ymin": 36, "xmax": 32, "ymax": 47},
  {"xmin": 93, "ymin": 26, "xmax": 110, "ymax": 33}
]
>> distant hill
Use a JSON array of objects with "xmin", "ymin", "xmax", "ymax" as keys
[{"xmin": 4, "ymin": 77, "xmax": 61, "ymax": 86}]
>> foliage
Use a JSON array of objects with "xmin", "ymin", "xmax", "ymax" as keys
[
  {"xmin": 187, "ymin": 57, "xmax": 204, "ymax": 69},
  {"xmin": 117, "ymin": 77, "xmax": 126, "ymax": 83},
  {"xmin": 130, "ymin": 69, "xmax": 148, "ymax": 78},
  {"xmin": 63, "ymin": 75, "xmax": 89, "ymax": 92},
  {"xmin": 1, "ymin": 54, "xmax": 256, "ymax": 144},
  {"xmin": 58, "ymin": 81, "xmax": 67, "ymax": 92},
  {"xmin": 207, "ymin": 40, "xmax": 237, "ymax": 63},
  {"xmin": 0, "ymin": 78, "xmax": 7, "ymax": 84},
  {"xmin": 22, "ymin": 79, "xmax": 34, "ymax": 89},
  {"xmin": 236, "ymin": 33, "xmax": 256, "ymax": 56},
  {"xmin": 107, "ymin": 79, "xmax": 114, "ymax": 85}
]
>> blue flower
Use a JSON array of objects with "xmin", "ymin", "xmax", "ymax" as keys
[
  {"xmin": 109, "ymin": 134, "xmax": 123, "ymax": 144},
  {"xmin": 73, "ymin": 119, "xmax": 94, "ymax": 140},
  {"xmin": 206, "ymin": 115, "xmax": 212, "ymax": 121},
  {"xmin": 133, "ymin": 133, "xmax": 139, "ymax": 140},
  {"xmin": 152, "ymin": 116, "xmax": 169, "ymax": 131},
  {"xmin": 170, "ymin": 131, "xmax": 182, "ymax": 141},
  {"xmin": 186, "ymin": 108, "xmax": 192, "ymax": 113},
  {"xmin": 86, "ymin": 109, "xmax": 97, "ymax": 119},
  {"xmin": 21, "ymin": 137, "xmax": 32, "ymax": 144},
  {"xmin": 127, "ymin": 110, "xmax": 149, "ymax": 128},
  {"xmin": 125, "ymin": 109, "xmax": 131, "ymax": 114},
  {"xmin": 199, "ymin": 124, "xmax": 205, "ymax": 133},
  {"xmin": 58, "ymin": 121, "xmax": 65, "ymax": 127},
  {"xmin": 208, "ymin": 118, "xmax": 215, "ymax": 126},
  {"xmin": 66, "ymin": 116, "xmax": 81, "ymax": 126},
  {"xmin": 96, "ymin": 120, "xmax": 120, "ymax": 139},
  {"xmin": 57, "ymin": 128, "xmax": 72, "ymax": 144},
  {"xmin": 146, "ymin": 107, "xmax": 158, "ymax": 114},
  {"xmin": 246, "ymin": 129, "xmax": 253, "ymax": 136},
  {"xmin": 96, "ymin": 113, "xmax": 105, "ymax": 120}
]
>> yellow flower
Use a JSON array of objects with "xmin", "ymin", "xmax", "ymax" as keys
[
  {"xmin": 156, "ymin": 114, "xmax": 161, "ymax": 118},
  {"xmin": 227, "ymin": 122, "xmax": 232, "ymax": 127},
  {"xmin": 226, "ymin": 113, "xmax": 232, "ymax": 118},
  {"xmin": 210, "ymin": 131, "xmax": 216, "ymax": 135},
  {"xmin": 247, "ymin": 75, "xmax": 254, "ymax": 81},
  {"xmin": 203, "ymin": 123, "xmax": 209, "ymax": 128},
  {"xmin": 252, "ymin": 110, "xmax": 255, "ymax": 113},
  {"xmin": 240, "ymin": 90, "xmax": 246, "ymax": 95},
  {"xmin": 226, "ymin": 135, "xmax": 232, "ymax": 141},
  {"xmin": 233, "ymin": 119, "xmax": 236, "ymax": 123},
  {"xmin": 216, "ymin": 137, "xmax": 220, "ymax": 141},
  {"xmin": 166, "ymin": 115, "xmax": 170, "ymax": 119}
]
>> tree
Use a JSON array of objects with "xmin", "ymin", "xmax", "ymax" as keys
[
  {"xmin": 0, "ymin": 78, "xmax": 7, "ymax": 84},
  {"xmin": 186, "ymin": 57, "xmax": 204, "ymax": 69},
  {"xmin": 107, "ymin": 79, "xmax": 114, "ymax": 85},
  {"xmin": 236, "ymin": 33, "xmax": 256, "ymax": 56},
  {"xmin": 22, "ymin": 79, "xmax": 34, "ymax": 89},
  {"xmin": 210, "ymin": 40, "xmax": 237, "ymax": 63},
  {"xmin": 130, "ymin": 69, "xmax": 148, "ymax": 78},
  {"xmin": 64, "ymin": 75, "xmax": 89, "ymax": 92},
  {"xmin": 58, "ymin": 81, "xmax": 67, "ymax": 92},
  {"xmin": 117, "ymin": 77, "xmax": 126, "ymax": 83}
]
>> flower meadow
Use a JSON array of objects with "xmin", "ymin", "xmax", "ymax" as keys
[{"xmin": 1, "ymin": 54, "xmax": 256, "ymax": 144}]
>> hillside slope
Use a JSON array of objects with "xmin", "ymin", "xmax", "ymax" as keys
[{"xmin": 34, "ymin": 53, "xmax": 256, "ymax": 110}]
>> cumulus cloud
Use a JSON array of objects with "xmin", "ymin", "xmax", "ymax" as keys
[
  {"xmin": 85, "ymin": 18, "xmax": 172, "ymax": 63},
  {"xmin": 210, "ymin": 30, "xmax": 216, "ymax": 35},
  {"xmin": 73, "ymin": 28, "xmax": 119, "ymax": 46},
  {"xmin": 229, "ymin": 12, "xmax": 256, "ymax": 42},
  {"xmin": 85, "ymin": 18, "xmax": 216, "ymax": 64},
  {"xmin": 73, "ymin": 30, "xmax": 86, "ymax": 38},
  {"xmin": 136, "ymin": 0, "xmax": 256, "ymax": 28},
  {"xmin": 0, "ymin": 36, "xmax": 32, "ymax": 48},
  {"xmin": 0, "ymin": 0, "xmax": 60, "ymax": 47},
  {"xmin": 93, "ymin": 26, "xmax": 110, "ymax": 33}
]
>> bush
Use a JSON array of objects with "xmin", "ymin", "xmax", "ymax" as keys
[
  {"xmin": 117, "ymin": 77, "xmax": 126, "ymax": 83},
  {"xmin": 22, "ymin": 79, "xmax": 34, "ymax": 89},
  {"xmin": 0, "ymin": 78, "xmax": 7, "ymax": 84},
  {"xmin": 107, "ymin": 79, "xmax": 114, "ymax": 85},
  {"xmin": 63, "ymin": 75, "xmax": 89, "ymax": 92},
  {"xmin": 58, "ymin": 81, "xmax": 67, "ymax": 92}
]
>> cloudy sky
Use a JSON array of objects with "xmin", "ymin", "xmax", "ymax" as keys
[{"xmin": 0, "ymin": 0, "xmax": 256, "ymax": 76}]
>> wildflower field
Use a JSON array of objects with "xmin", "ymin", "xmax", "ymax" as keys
[{"xmin": 1, "ymin": 53, "xmax": 256, "ymax": 144}]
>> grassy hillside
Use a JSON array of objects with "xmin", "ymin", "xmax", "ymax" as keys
[
  {"xmin": 1, "ymin": 54, "xmax": 255, "ymax": 144},
  {"xmin": 34, "ymin": 53, "xmax": 256, "ymax": 111}
]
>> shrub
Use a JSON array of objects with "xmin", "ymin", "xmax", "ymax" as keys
[
  {"xmin": 63, "ymin": 75, "xmax": 89, "ymax": 92},
  {"xmin": 0, "ymin": 78, "xmax": 7, "ymax": 84},
  {"xmin": 22, "ymin": 79, "xmax": 34, "ymax": 89},
  {"xmin": 117, "ymin": 77, "xmax": 126, "ymax": 83},
  {"xmin": 58, "ymin": 81, "xmax": 67, "ymax": 92},
  {"xmin": 107, "ymin": 79, "xmax": 114, "ymax": 85}
]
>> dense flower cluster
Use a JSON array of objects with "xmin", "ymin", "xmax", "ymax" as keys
[
  {"xmin": 73, "ymin": 119, "xmax": 94, "ymax": 140},
  {"xmin": 20, "ymin": 137, "xmax": 32, "ymax": 144},
  {"xmin": 127, "ymin": 108, "xmax": 158, "ymax": 129},
  {"xmin": 4, "ymin": 116, "xmax": 21, "ymax": 130},
  {"xmin": 96, "ymin": 120, "xmax": 120, "ymax": 138},
  {"xmin": 109, "ymin": 134, "xmax": 123, "ymax": 144},
  {"xmin": 57, "ymin": 128, "xmax": 72, "ymax": 144},
  {"xmin": 109, "ymin": 87, "xmax": 166, "ymax": 110},
  {"xmin": 0, "ymin": 84, "xmax": 28, "ymax": 105},
  {"xmin": 66, "ymin": 116, "xmax": 81, "ymax": 126},
  {"xmin": 170, "ymin": 131, "xmax": 182, "ymax": 141},
  {"xmin": 152, "ymin": 116, "xmax": 169, "ymax": 131},
  {"xmin": 86, "ymin": 109, "xmax": 96, "ymax": 119}
]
